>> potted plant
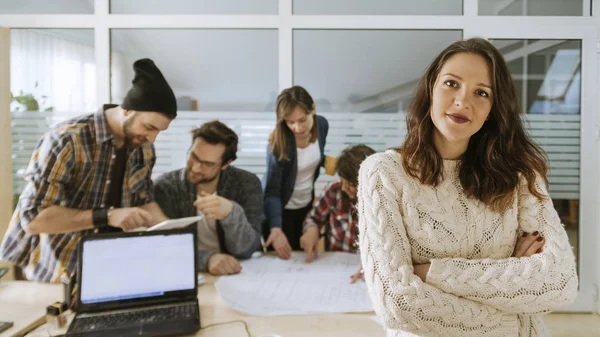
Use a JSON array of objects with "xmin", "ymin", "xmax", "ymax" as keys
[{"xmin": 10, "ymin": 82, "xmax": 54, "ymax": 112}]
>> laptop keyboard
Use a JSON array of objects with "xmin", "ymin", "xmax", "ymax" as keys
[{"xmin": 69, "ymin": 303, "xmax": 197, "ymax": 333}]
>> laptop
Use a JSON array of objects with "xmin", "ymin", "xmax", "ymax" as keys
[{"xmin": 66, "ymin": 227, "xmax": 200, "ymax": 337}]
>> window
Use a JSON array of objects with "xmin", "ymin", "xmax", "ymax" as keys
[
  {"xmin": 0, "ymin": 0, "xmax": 93, "ymax": 14},
  {"xmin": 479, "ymin": 0, "xmax": 588, "ymax": 16},
  {"xmin": 294, "ymin": 0, "xmax": 462, "ymax": 15},
  {"xmin": 293, "ymin": 30, "xmax": 462, "ymax": 112},
  {"xmin": 111, "ymin": 29, "xmax": 278, "ymax": 111},
  {"xmin": 110, "ymin": 0, "xmax": 277, "ymax": 15},
  {"xmin": 492, "ymin": 38, "xmax": 582, "ymax": 266},
  {"xmin": 11, "ymin": 29, "xmax": 96, "ymax": 195}
]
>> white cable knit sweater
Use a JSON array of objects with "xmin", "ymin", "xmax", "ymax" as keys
[{"xmin": 357, "ymin": 151, "xmax": 578, "ymax": 337}]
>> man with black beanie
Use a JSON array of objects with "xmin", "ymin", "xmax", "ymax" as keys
[{"xmin": 0, "ymin": 58, "xmax": 177, "ymax": 282}]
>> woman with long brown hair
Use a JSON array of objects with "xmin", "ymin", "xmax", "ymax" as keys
[
  {"xmin": 357, "ymin": 38, "xmax": 577, "ymax": 336},
  {"xmin": 262, "ymin": 86, "xmax": 333, "ymax": 259}
]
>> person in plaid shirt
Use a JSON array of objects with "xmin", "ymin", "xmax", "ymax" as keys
[
  {"xmin": 0, "ymin": 59, "xmax": 175, "ymax": 282},
  {"xmin": 300, "ymin": 144, "xmax": 375, "ymax": 281}
]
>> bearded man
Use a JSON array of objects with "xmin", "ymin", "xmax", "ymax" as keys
[
  {"xmin": 153, "ymin": 121, "xmax": 263, "ymax": 276},
  {"xmin": 0, "ymin": 58, "xmax": 175, "ymax": 282}
]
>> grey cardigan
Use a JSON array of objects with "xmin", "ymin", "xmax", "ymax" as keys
[{"xmin": 153, "ymin": 166, "xmax": 263, "ymax": 271}]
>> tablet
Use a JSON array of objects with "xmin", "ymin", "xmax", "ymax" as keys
[{"xmin": 147, "ymin": 215, "xmax": 204, "ymax": 231}]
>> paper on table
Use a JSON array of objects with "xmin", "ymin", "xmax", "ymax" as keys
[
  {"xmin": 146, "ymin": 215, "xmax": 204, "ymax": 231},
  {"xmin": 214, "ymin": 252, "xmax": 373, "ymax": 316}
]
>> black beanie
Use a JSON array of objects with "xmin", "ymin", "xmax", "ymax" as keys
[{"xmin": 121, "ymin": 58, "xmax": 177, "ymax": 118}]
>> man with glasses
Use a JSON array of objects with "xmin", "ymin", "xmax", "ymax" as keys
[{"xmin": 153, "ymin": 121, "xmax": 263, "ymax": 276}]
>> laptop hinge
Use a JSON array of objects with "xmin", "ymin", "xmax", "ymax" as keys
[{"xmin": 81, "ymin": 295, "xmax": 198, "ymax": 314}]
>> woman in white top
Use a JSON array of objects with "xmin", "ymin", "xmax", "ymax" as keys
[
  {"xmin": 357, "ymin": 38, "xmax": 577, "ymax": 337},
  {"xmin": 262, "ymin": 86, "xmax": 334, "ymax": 259}
]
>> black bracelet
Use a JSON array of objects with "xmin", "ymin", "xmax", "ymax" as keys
[{"xmin": 92, "ymin": 208, "xmax": 109, "ymax": 228}]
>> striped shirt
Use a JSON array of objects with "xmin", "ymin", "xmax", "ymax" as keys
[{"xmin": 0, "ymin": 106, "xmax": 155, "ymax": 282}]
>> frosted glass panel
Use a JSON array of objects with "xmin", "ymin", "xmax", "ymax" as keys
[
  {"xmin": 294, "ymin": 0, "xmax": 462, "ymax": 15},
  {"xmin": 110, "ymin": 0, "xmax": 277, "ymax": 14},
  {"xmin": 479, "ymin": 0, "xmax": 587, "ymax": 16},
  {"xmin": 0, "ymin": 0, "xmax": 94, "ymax": 14}
]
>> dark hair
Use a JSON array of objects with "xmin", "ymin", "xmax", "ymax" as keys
[
  {"xmin": 398, "ymin": 37, "xmax": 548, "ymax": 212},
  {"xmin": 269, "ymin": 86, "xmax": 318, "ymax": 161},
  {"xmin": 191, "ymin": 120, "xmax": 238, "ymax": 164},
  {"xmin": 337, "ymin": 144, "xmax": 376, "ymax": 186}
]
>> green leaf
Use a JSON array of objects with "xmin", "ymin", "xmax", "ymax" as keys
[{"xmin": 14, "ymin": 94, "xmax": 39, "ymax": 111}]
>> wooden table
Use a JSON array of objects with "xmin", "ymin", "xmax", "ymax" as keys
[
  {"xmin": 0, "ymin": 275, "xmax": 385, "ymax": 337},
  {"xmin": 0, "ymin": 281, "xmax": 63, "ymax": 337}
]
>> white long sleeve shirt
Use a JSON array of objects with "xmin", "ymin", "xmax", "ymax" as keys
[{"xmin": 357, "ymin": 150, "xmax": 578, "ymax": 337}]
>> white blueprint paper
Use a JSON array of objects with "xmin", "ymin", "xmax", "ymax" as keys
[{"xmin": 214, "ymin": 252, "xmax": 373, "ymax": 316}]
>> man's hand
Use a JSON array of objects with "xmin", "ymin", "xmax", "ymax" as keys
[
  {"xmin": 139, "ymin": 202, "xmax": 168, "ymax": 225},
  {"xmin": 207, "ymin": 254, "xmax": 242, "ymax": 276},
  {"xmin": 512, "ymin": 231, "xmax": 545, "ymax": 257},
  {"xmin": 194, "ymin": 191, "xmax": 233, "ymax": 220},
  {"xmin": 300, "ymin": 226, "xmax": 320, "ymax": 262},
  {"xmin": 108, "ymin": 207, "xmax": 152, "ymax": 231},
  {"xmin": 265, "ymin": 228, "xmax": 292, "ymax": 259}
]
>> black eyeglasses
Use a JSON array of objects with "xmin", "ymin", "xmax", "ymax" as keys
[{"xmin": 188, "ymin": 152, "xmax": 220, "ymax": 170}]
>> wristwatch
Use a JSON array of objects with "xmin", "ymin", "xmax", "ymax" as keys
[{"xmin": 92, "ymin": 208, "xmax": 109, "ymax": 228}]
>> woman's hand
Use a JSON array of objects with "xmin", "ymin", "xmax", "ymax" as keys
[
  {"xmin": 265, "ymin": 228, "xmax": 292, "ymax": 259},
  {"xmin": 350, "ymin": 265, "xmax": 364, "ymax": 284},
  {"xmin": 512, "ymin": 231, "xmax": 545, "ymax": 257},
  {"xmin": 413, "ymin": 263, "xmax": 431, "ymax": 282}
]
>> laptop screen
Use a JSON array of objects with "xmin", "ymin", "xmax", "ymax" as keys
[{"xmin": 79, "ymin": 231, "xmax": 196, "ymax": 306}]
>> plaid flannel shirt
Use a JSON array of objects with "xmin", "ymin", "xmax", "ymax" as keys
[
  {"xmin": 0, "ymin": 106, "xmax": 155, "ymax": 282},
  {"xmin": 302, "ymin": 181, "xmax": 358, "ymax": 253}
]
